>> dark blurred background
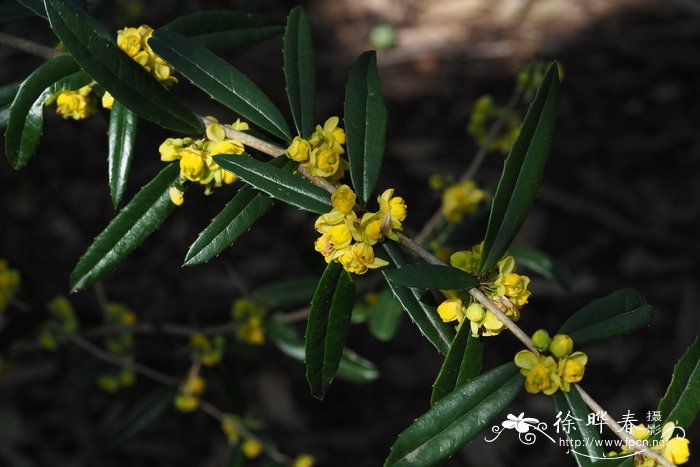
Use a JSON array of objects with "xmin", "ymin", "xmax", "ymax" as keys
[{"xmin": 0, "ymin": 0, "xmax": 699, "ymax": 465}]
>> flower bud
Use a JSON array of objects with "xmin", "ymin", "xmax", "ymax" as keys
[
  {"xmin": 531, "ymin": 329, "xmax": 552, "ymax": 351},
  {"xmin": 549, "ymin": 334, "xmax": 574, "ymax": 358},
  {"xmin": 465, "ymin": 302, "xmax": 486, "ymax": 322}
]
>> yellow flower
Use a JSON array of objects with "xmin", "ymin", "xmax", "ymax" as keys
[
  {"xmin": 159, "ymin": 138, "xmax": 188, "ymax": 161},
  {"xmin": 549, "ymin": 334, "xmax": 574, "ymax": 358},
  {"xmin": 437, "ymin": 298, "xmax": 464, "ymax": 323},
  {"xmin": 179, "ymin": 147, "xmax": 206, "ymax": 181},
  {"xmin": 465, "ymin": 302, "xmax": 485, "ymax": 322},
  {"xmin": 441, "ymin": 181, "xmax": 485, "ymax": 223},
  {"xmin": 182, "ymin": 374, "xmax": 206, "ymax": 397},
  {"xmin": 102, "ymin": 91, "xmax": 114, "ymax": 109},
  {"xmin": 236, "ymin": 317, "xmax": 265, "ymax": 345},
  {"xmin": 242, "ymin": 440, "xmax": 264, "ymax": 459},
  {"xmin": 117, "ymin": 27, "xmax": 142, "ymax": 57},
  {"xmin": 314, "ymin": 224, "xmax": 353, "ymax": 260},
  {"xmin": 660, "ymin": 422, "xmax": 690, "ymax": 464},
  {"xmin": 221, "ymin": 415, "xmax": 239, "ymax": 443},
  {"xmin": 55, "ymin": 85, "xmax": 96, "ymax": 120},
  {"xmin": 482, "ymin": 311, "xmax": 506, "ymax": 335},
  {"xmin": 377, "ymin": 189, "xmax": 407, "ymax": 240},
  {"xmin": 98, "ymin": 374, "xmax": 120, "ymax": 393},
  {"xmin": 314, "ymin": 209, "xmax": 355, "ymax": 234},
  {"xmin": 496, "ymin": 272, "xmax": 531, "ymax": 307},
  {"xmin": 531, "ymin": 329, "xmax": 552, "ymax": 351},
  {"xmin": 292, "ymin": 454, "xmax": 316, "ymax": 467},
  {"xmin": 205, "ymin": 140, "xmax": 245, "ymax": 157},
  {"xmin": 169, "ymin": 186, "xmax": 184, "ymax": 206},
  {"xmin": 557, "ymin": 351, "xmax": 587, "ymax": 392},
  {"xmin": 338, "ymin": 242, "xmax": 388, "ymax": 275},
  {"xmin": 629, "ymin": 424, "xmax": 650, "ymax": 441},
  {"xmin": 514, "ymin": 350, "xmax": 560, "ymax": 395},
  {"xmin": 174, "ymin": 394, "xmax": 199, "ymax": 412},
  {"xmin": 308, "ymin": 148, "xmax": 341, "ymax": 177},
  {"xmin": 287, "ymin": 136, "xmax": 311, "ymax": 162},
  {"xmin": 449, "ymin": 246, "xmax": 482, "ymax": 274},
  {"xmin": 331, "ymin": 185, "xmax": 356, "ymax": 214},
  {"xmin": 205, "ymin": 121, "xmax": 227, "ymax": 142}
]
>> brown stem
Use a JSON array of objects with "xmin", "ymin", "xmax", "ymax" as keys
[{"xmin": 0, "ymin": 32, "xmax": 63, "ymax": 59}]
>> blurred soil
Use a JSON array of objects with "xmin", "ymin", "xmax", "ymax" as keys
[{"xmin": 0, "ymin": 0, "xmax": 699, "ymax": 466}]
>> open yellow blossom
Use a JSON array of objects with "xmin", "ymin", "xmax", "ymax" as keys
[
  {"xmin": 179, "ymin": 148, "xmax": 206, "ymax": 181},
  {"xmin": 331, "ymin": 184, "xmax": 356, "ymax": 214},
  {"xmin": 437, "ymin": 298, "xmax": 465, "ymax": 323},
  {"xmin": 308, "ymin": 148, "xmax": 340, "ymax": 177},
  {"xmin": 514, "ymin": 350, "xmax": 560, "ymax": 395},
  {"xmin": 117, "ymin": 25, "xmax": 177, "ymax": 85},
  {"xmin": 338, "ymin": 242, "xmax": 389, "ymax": 275},
  {"xmin": 359, "ymin": 213, "xmax": 383, "ymax": 245},
  {"xmin": 662, "ymin": 423, "xmax": 690, "ymax": 464},
  {"xmin": 242, "ymin": 440, "xmax": 264, "ymax": 459},
  {"xmin": 55, "ymin": 85, "xmax": 96, "ymax": 120},
  {"xmin": 101, "ymin": 91, "xmax": 114, "ymax": 109},
  {"xmin": 315, "ymin": 224, "xmax": 353, "ymax": 261},
  {"xmin": 287, "ymin": 136, "xmax": 312, "ymax": 162},
  {"xmin": 441, "ymin": 180, "xmax": 485, "ymax": 223},
  {"xmin": 378, "ymin": 189, "xmax": 407, "ymax": 240},
  {"xmin": 557, "ymin": 351, "xmax": 587, "ymax": 392}
]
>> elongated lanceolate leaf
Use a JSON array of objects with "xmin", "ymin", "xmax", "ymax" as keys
[
  {"xmin": 184, "ymin": 157, "xmax": 293, "ymax": 266},
  {"xmin": 109, "ymin": 386, "xmax": 175, "ymax": 447},
  {"xmin": 163, "ymin": 10, "xmax": 282, "ymax": 53},
  {"xmin": 431, "ymin": 325, "xmax": 483, "ymax": 405},
  {"xmin": 553, "ymin": 387, "xmax": 605, "ymax": 466},
  {"xmin": 215, "ymin": 154, "xmax": 331, "ymax": 213},
  {"xmin": 558, "ymin": 289, "xmax": 653, "ymax": 345},
  {"xmin": 251, "ymin": 277, "xmax": 319, "ymax": 309},
  {"xmin": 368, "ymin": 289, "xmax": 404, "ymax": 342},
  {"xmin": 344, "ymin": 51, "xmax": 387, "ymax": 205},
  {"xmin": 0, "ymin": 81, "xmax": 20, "ymax": 107},
  {"xmin": 480, "ymin": 62, "xmax": 561, "ymax": 272},
  {"xmin": 108, "ymin": 101, "xmax": 137, "ymax": 207},
  {"xmin": 266, "ymin": 320, "xmax": 378, "ymax": 383},
  {"xmin": 656, "ymin": 337, "xmax": 700, "ymax": 431},
  {"xmin": 283, "ymin": 6, "xmax": 315, "ymax": 137},
  {"xmin": 385, "ymin": 264, "xmax": 478, "ymax": 291},
  {"xmin": 44, "ymin": 0, "xmax": 201, "ymax": 134},
  {"xmin": 69, "ymin": 164, "xmax": 180, "ymax": 292},
  {"xmin": 385, "ymin": 363, "xmax": 522, "ymax": 466},
  {"xmin": 510, "ymin": 243, "xmax": 571, "ymax": 290},
  {"xmin": 149, "ymin": 29, "xmax": 290, "ymax": 142},
  {"xmin": 5, "ymin": 55, "xmax": 79, "ymax": 169},
  {"xmin": 382, "ymin": 243, "xmax": 453, "ymax": 355},
  {"xmin": 305, "ymin": 262, "xmax": 356, "ymax": 399}
]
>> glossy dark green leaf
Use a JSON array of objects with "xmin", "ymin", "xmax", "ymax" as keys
[
  {"xmin": 69, "ymin": 164, "xmax": 180, "ymax": 292},
  {"xmin": 385, "ymin": 363, "xmax": 522, "ymax": 466},
  {"xmin": 305, "ymin": 261, "xmax": 356, "ymax": 399},
  {"xmin": 184, "ymin": 157, "xmax": 293, "ymax": 266},
  {"xmin": 267, "ymin": 319, "xmax": 378, "ymax": 383},
  {"xmin": 368, "ymin": 289, "xmax": 403, "ymax": 341},
  {"xmin": 149, "ymin": 29, "xmax": 290, "ymax": 142},
  {"xmin": 163, "ymin": 10, "xmax": 282, "ymax": 53},
  {"xmin": 0, "ymin": 81, "xmax": 20, "ymax": 107},
  {"xmin": 5, "ymin": 55, "xmax": 79, "ymax": 169},
  {"xmin": 381, "ymin": 243, "xmax": 453, "ymax": 355},
  {"xmin": 251, "ymin": 278, "xmax": 318, "ymax": 309},
  {"xmin": 656, "ymin": 337, "xmax": 700, "ymax": 431},
  {"xmin": 0, "ymin": 106, "xmax": 10, "ymax": 131},
  {"xmin": 215, "ymin": 154, "xmax": 331, "ymax": 214},
  {"xmin": 344, "ymin": 51, "xmax": 387, "ymax": 205},
  {"xmin": 45, "ymin": 0, "xmax": 201, "ymax": 134},
  {"xmin": 107, "ymin": 101, "xmax": 137, "ymax": 208},
  {"xmin": 553, "ymin": 387, "xmax": 605, "ymax": 466},
  {"xmin": 480, "ymin": 62, "xmax": 561, "ymax": 272},
  {"xmin": 431, "ymin": 325, "xmax": 483, "ymax": 405},
  {"xmin": 109, "ymin": 386, "xmax": 175, "ymax": 447},
  {"xmin": 558, "ymin": 289, "xmax": 654, "ymax": 345},
  {"xmin": 384, "ymin": 264, "xmax": 478, "ymax": 290},
  {"xmin": 283, "ymin": 6, "xmax": 315, "ymax": 138},
  {"xmin": 510, "ymin": 243, "xmax": 571, "ymax": 290}
]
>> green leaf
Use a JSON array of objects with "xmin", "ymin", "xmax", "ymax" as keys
[
  {"xmin": 163, "ymin": 10, "xmax": 282, "ymax": 53},
  {"xmin": 0, "ymin": 106, "xmax": 9, "ymax": 131},
  {"xmin": 69, "ymin": 164, "xmax": 180, "ymax": 292},
  {"xmin": 368, "ymin": 289, "xmax": 403, "ymax": 341},
  {"xmin": 251, "ymin": 278, "xmax": 318, "ymax": 309},
  {"xmin": 107, "ymin": 101, "xmax": 137, "ymax": 208},
  {"xmin": 510, "ymin": 244, "xmax": 571, "ymax": 290},
  {"xmin": 344, "ymin": 51, "xmax": 387, "ymax": 205},
  {"xmin": 431, "ymin": 325, "xmax": 483, "ymax": 405},
  {"xmin": 656, "ymin": 337, "xmax": 700, "ymax": 430},
  {"xmin": 266, "ymin": 320, "xmax": 378, "ymax": 383},
  {"xmin": 149, "ymin": 29, "xmax": 290, "ymax": 142},
  {"xmin": 553, "ymin": 387, "xmax": 605, "ymax": 466},
  {"xmin": 44, "ymin": 0, "xmax": 201, "ymax": 134},
  {"xmin": 283, "ymin": 6, "xmax": 315, "ymax": 138},
  {"xmin": 381, "ymin": 243, "xmax": 453, "ymax": 355},
  {"xmin": 384, "ymin": 264, "xmax": 478, "ymax": 290},
  {"xmin": 0, "ymin": 81, "xmax": 20, "ymax": 108},
  {"xmin": 109, "ymin": 386, "xmax": 175, "ymax": 447},
  {"xmin": 385, "ymin": 363, "xmax": 522, "ymax": 466},
  {"xmin": 480, "ymin": 62, "xmax": 561, "ymax": 272},
  {"xmin": 215, "ymin": 154, "xmax": 331, "ymax": 214},
  {"xmin": 184, "ymin": 157, "xmax": 293, "ymax": 266},
  {"xmin": 558, "ymin": 289, "xmax": 654, "ymax": 345},
  {"xmin": 305, "ymin": 261, "xmax": 356, "ymax": 399},
  {"xmin": 5, "ymin": 55, "xmax": 79, "ymax": 169}
]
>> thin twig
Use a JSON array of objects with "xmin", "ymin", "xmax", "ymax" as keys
[
  {"xmin": 576, "ymin": 385, "xmax": 676, "ymax": 467},
  {"xmin": 200, "ymin": 116, "xmax": 286, "ymax": 157},
  {"xmin": 0, "ymin": 32, "xmax": 63, "ymax": 59},
  {"xmin": 272, "ymin": 306, "xmax": 310, "ymax": 323}
]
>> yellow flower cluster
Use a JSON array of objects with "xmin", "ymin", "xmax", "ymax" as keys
[
  {"xmin": 232, "ymin": 299, "xmax": 265, "ymax": 345},
  {"xmin": 441, "ymin": 180, "xmax": 486, "ymax": 223},
  {"xmin": 608, "ymin": 422, "xmax": 691, "ymax": 466},
  {"xmin": 174, "ymin": 372, "xmax": 206, "ymax": 412},
  {"xmin": 49, "ymin": 85, "xmax": 97, "ymax": 120},
  {"xmin": 437, "ymin": 244, "xmax": 530, "ymax": 336},
  {"xmin": 39, "ymin": 296, "xmax": 79, "ymax": 350},
  {"xmin": 98, "ymin": 368, "xmax": 136, "ymax": 393},
  {"xmin": 467, "ymin": 95, "xmax": 521, "ymax": 154},
  {"xmin": 286, "ymin": 117, "xmax": 347, "ymax": 179},
  {"xmin": 0, "ymin": 259, "xmax": 20, "ymax": 312},
  {"xmin": 191, "ymin": 332, "xmax": 225, "ymax": 367},
  {"xmin": 98, "ymin": 303, "xmax": 137, "ymax": 392},
  {"xmin": 514, "ymin": 331, "xmax": 588, "ymax": 395},
  {"xmin": 160, "ymin": 118, "xmax": 249, "ymax": 205},
  {"xmin": 314, "ymin": 185, "xmax": 407, "ymax": 275}
]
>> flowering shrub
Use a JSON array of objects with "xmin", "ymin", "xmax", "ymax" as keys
[{"xmin": 0, "ymin": 2, "xmax": 696, "ymax": 466}]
